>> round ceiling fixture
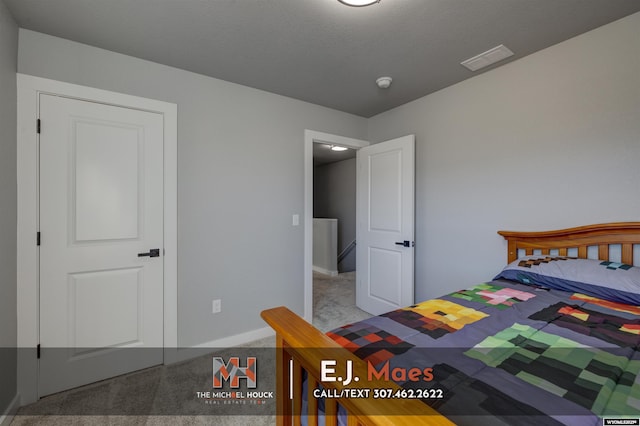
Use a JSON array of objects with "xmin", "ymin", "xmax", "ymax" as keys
[
  {"xmin": 376, "ymin": 76, "xmax": 393, "ymax": 89},
  {"xmin": 338, "ymin": 0, "xmax": 380, "ymax": 7},
  {"xmin": 331, "ymin": 145, "xmax": 348, "ymax": 152}
]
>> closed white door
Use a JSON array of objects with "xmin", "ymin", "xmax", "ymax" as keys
[
  {"xmin": 356, "ymin": 135, "xmax": 415, "ymax": 315},
  {"xmin": 39, "ymin": 94, "xmax": 164, "ymax": 396}
]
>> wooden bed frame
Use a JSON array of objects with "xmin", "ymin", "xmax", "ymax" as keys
[{"xmin": 261, "ymin": 222, "xmax": 640, "ymax": 426}]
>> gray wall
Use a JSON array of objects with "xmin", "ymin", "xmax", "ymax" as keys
[
  {"xmin": 313, "ymin": 158, "xmax": 356, "ymax": 272},
  {"xmin": 368, "ymin": 12, "xmax": 640, "ymax": 303},
  {"xmin": 0, "ymin": 0, "xmax": 18, "ymax": 416},
  {"xmin": 14, "ymin": 10, "xmax": 640, "ymax": 351},
  {"xmin": 17, "ymin": 29, "xmax": 367, "ymax": 347}
]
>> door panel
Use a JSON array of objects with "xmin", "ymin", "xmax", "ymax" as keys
[
  {"xmin": 368, "ymin": 247, "xmax": 401, "ymax": 305},
  {"xmin": 356, "ymin": 135, "xmax": 415, "ymax": 315},
  {"xmin": 70, "ymin": 267, "xmax": 142, "ymax": 349},
  {"xmin": 39, "ymin": 94, "xmax": 164, "ymax": 396},
  {"xmin": 74, "ymin": 120, "xmax": 141, "ymax": 241},
  {"xmin": 369, "ymin": 150, "xmax": 402, "ymax": 232}
]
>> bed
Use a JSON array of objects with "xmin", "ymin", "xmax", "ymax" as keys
[{"xmin": 261, "ymin": 222, "xmax": 640, "ymax": 425}]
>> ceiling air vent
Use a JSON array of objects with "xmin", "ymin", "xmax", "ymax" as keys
[{"xmin": 461, "ymin": 44, "xmax": 514, "ymax": 72}]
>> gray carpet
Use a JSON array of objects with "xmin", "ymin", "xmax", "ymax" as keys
[
  {"xmin": 12, "ymin": 272, "xmax": 371, "ymax": 425},
  {"xmin": 312, "ymin": 271, "xmax": 372, "ymax": 332}
]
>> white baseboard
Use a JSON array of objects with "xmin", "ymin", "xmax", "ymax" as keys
[
  {"xmin": 313, "ymin": 265, "xmax": 338, "ymax": 277},
  {"xmin": 171, "ymin": 326, "xmax": 275, "ymax": 364},
  {"xmin": 0, "ymin": 393, "xmax": 20, "ymax": 426}
]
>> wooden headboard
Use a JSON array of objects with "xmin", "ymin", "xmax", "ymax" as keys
[{"xmin": 498, "ymin": 222, "xmax": 640, "ymax": 265}]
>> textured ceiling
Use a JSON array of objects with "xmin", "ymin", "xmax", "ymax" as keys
[{"xmin": 5, "ymin": 0, "xmax": 640, "ymax": 117}]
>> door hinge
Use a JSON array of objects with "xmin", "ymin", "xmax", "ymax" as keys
[
  {"xmin": 37, "ymin": 232, "xmax": 41, "ymax": 246},
  {"xmin": 37, "ymin": 119, "xmax": 41, "ymax": 134},
  {"xmin": 37, "ymin": 344, "xmax": 41, "ymax": 359}
]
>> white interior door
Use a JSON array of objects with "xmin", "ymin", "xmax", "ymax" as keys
[
  {"xmin": 356, "ymin": 135, "xmax": 415, "ymax": 315},
  {"xmin": 39, "ymin": 94, "xmax": 164, "ymax": 396}
]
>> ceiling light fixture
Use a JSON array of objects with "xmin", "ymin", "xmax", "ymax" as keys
[
  {"xmin": 338, "ymin": 0, "xmax": 380, "ymax": 7},
  {"xmin": 331, "ymin": 145, "xmax": 348, "ymax": 152}
]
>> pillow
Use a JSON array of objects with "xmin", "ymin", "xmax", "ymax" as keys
[{"xmin": 493, "ymin": 256, "xmax": 640, "ymax": 306}]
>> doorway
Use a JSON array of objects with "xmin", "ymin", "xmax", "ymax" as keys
[
  {"xmin": 304, "ymin": 130, "xmax": 416, "ymax": 322},
  {"xmin": 313, "ymin": 143, "xmax": 357, "ymax": 275},
  {"xmin": 17, "ymin": 74, "xmax": 178, "ymax": 404},
  {"xmin": 312, "ymin": 142, "xmax": 358, "ymax": 329},
  {"xmin": 303, "ymin": 131, "xmax": 368, "ymax": 322}
]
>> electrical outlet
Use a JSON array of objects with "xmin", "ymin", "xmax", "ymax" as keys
[{"xmin": 212, "ymin": 299, "xmax": 222, "ymax": 314}]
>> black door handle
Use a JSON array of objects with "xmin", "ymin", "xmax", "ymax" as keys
[
  {"xmin": 138, "ymin": 249, "xmax": 160, "ymax": 258},
  {"xmin": 395, "ymin": 241, "xmax": 413, "ymax": 248}
]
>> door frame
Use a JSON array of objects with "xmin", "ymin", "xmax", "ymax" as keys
[
  {"xmin": 16, "ymin": 74, "xmax": 178, "ymax": 404},
  {"xmin": 303, "ymin": 130, "xmax": 368, "ymax": 322}
]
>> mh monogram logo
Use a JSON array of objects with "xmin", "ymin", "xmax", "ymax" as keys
[{"xmin": 212, "ymin": 357, "xmax": 257, "ymax": 388}]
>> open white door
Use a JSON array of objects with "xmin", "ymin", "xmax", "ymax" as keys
[
  {"xmin": 356, "ymin": 135, "xmax": 415, "ymax": 315},
  {"xmin": 38, "ymin": 94, "xmax": 164, "ymax": 396}
]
